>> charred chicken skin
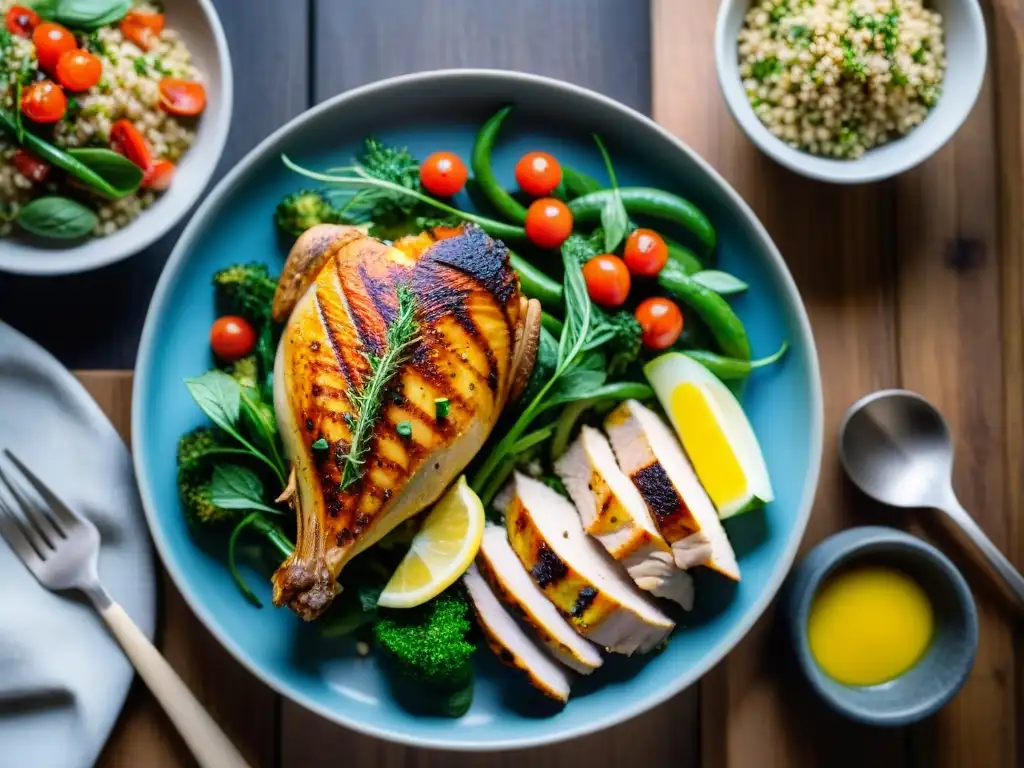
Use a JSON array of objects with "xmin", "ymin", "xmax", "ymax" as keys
[{"xmin": 270, "ymin": 223, "xmax": 540, "ymax": 619}]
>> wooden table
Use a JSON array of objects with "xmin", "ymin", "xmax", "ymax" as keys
[{"xmin": 9, "ymin": 0, "xmax": 1024, "ymax": 765}]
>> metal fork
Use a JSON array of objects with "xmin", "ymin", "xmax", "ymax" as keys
[{"xmin": 0, "ymin": 449, "xmax": 250, "ymax": 768}]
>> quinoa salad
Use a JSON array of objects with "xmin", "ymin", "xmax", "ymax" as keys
[
  {"xmin": 1, "ymin": 0, "xmax": 206, "ymax": 241},
  {"xmin": 738, "ymin": 0, "xmax": 946, "ymax": 159}
]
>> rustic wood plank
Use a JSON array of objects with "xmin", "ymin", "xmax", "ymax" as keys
[
  {"xmin": 77, "ymin": 372, "xmax": 278, "ymax": 768},
  {"xmin": 0, "ymin": 0, "xmax": 312, "ymax": 371},
  {"xmin": 310, "ymin": 0, "xmax": 650, "ymax": 111},
  {"xmin": 651, "ymin": 1, "xmax": 907, "ymax": 767}
]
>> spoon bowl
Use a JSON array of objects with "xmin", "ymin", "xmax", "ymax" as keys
[{"xmin": 838, "ymin": 389, "xmax": 956, "ymax": 509}]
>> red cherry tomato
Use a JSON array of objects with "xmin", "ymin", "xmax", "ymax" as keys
[
  {"xmin": 159, "ymin": 78, "xmax": 207, "ymax": 116},
  {"xmin": 120, "ymin": 10, "xmax": 165, "ymax": 51},
  {"xmin": 419, "ymin": 151, "xmax": 468, "ymax": 197},
  {"xmin": 524, "ymin": 198, "xmax": 573, "ymax": 249},
  {"xmin": 635, "ymin": 297, "xmax": 683, "ymax": 350},
  {"xmin": 623, "ymin": 228, "xmax": 669, "ymax": 277},
  {"xmin": 582, "ymin": 254, "xmax": 631, "ymax": 308},
  {"xmin": 109, "ymin": 119, "xmax": 153, "ymax": 171},
  {"xmin": 32, "ymin": 22, "xmax": 76, "ymax": 72},
  {"xmin": 5, "ymin": 5, "xmax": 39, "ymax": 37},
  {"xmin": 143, "ymin": 159, "xmax": 175, "ymax": 191},
  {"xmin": 515, "ymin": 151, "xmax": 562, "ymax": 197},
  {"xmin": 20, "ymin": 80, "xmax": 66, "ymax": 124},
  {"xmin": 210, "ymin": 316, "xmax": 256, "ymax": 361},
  {"xmin": 12, "ymin": 149, "xmax": 50, "ymax": 182},
  {"xmin": 56, "ymin": 49, "xmax": 103, "ymax": 92}
]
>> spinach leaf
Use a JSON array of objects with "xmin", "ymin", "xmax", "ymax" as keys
[
  {"xmin": 67, "ymin": 148, "xmax": 144, "ymax": 196},
  {"xmin": 210, "ymin": 465, "xmax": 281, "ymax": 515},
  {"xmin": 185, "ymin": 369, "xmax": 242, "ymax": 432},
  {"xmin": 556, "ymin": 240, "xmax": 591, "ymax": 371},
  {"xmin": 439, "ymin": 676, "xmax": 474, "ymax": 718},
  {"xmin": 32, "ymin": 0, "xmax": 132, "ymax": 30},
  {"xmin": 691, "ymin": 270, "xmax": 749, "ymax": 295},
  {"xmin": 593, "ymin": 134, "xmax": 628, "ymax": 253},
  {"xmin": 16, "ymin": 197, "xmax": 97, "ymax": 239}
]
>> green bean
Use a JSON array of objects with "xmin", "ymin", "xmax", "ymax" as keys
[
  {"xmin": 541, "ymin": 311, "xmax": 564, "ymax": 336},
  {"xmin": 510, "ymin": 250, "xmax": 563, "ymax": 309},
  {"xmin": 658, "ymin": 264, "xmax": 751, "ymax": 360},
  {"xmin": 568, "ymin": 187, "xmax": 717, "ymax": 251},
  {"xmin": 663, "ymin": 235, "xmax": 704, "ymax": 275},
  {"xmin": 471, "ymin": 106, "xmax": 528, "ymax": 224},
  {"xmin": 0, "ymin": 107, "xmax": 127, "ymax": 199},
  {"xmin": 684, "ymin": 342, "xmax": 789, "ymax": 381},
  {"xmin": 560, "ymin": 165, "xmax": 603, "ymax": 198}
]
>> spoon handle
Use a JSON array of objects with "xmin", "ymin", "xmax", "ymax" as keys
[{"xmin": 940, "ymin": 499, "xmax": 1024, "ymax": 607}]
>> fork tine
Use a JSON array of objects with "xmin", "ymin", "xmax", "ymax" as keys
[
  {"xmin": 3, "ymin": 450, "xmax": 80, "ymax": 534},
  {"xmin": 0, "ymin": 463, "xmax": 60, "ymax": 549},
  {"xmin": 0, "ymin": 487, "xmax": 46, "ymax": 562}
]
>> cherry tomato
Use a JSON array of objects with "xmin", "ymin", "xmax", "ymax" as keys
[
  {"xmin": 419, "ymin": 151, "xmax": 468, "ymax": 197},
  {"xmin": 524, "ymin": 198, "xmax": 573, "ymax": 249},
  {"xmin": 623, "ymin": 228, "xmax": 669, "ymax": 277},
  {"xmin": 582, "ymin": 254, "xmax": 631, "ymax": 308},
  {"xmin": 12, "ymin": 149, "xmax": 50, "ymax": 182},
  {"xmin": 20, "ymin": 80, "xmax": 66, "ymax": 124},
  {"xmin": 56, "ymin": 49, "xmax": 102, "ymax": 92},
  {"xmin": 515, "ymin": 151, "xmax": 562, "ymax": 197},
  {"xmin": 635, "ymin": 297, "xmax": 683, "ymax": 350},
  {"xmin": 143, "ymin": 159, "xmax": 175, "ymax": 191},
  {"xmin": 159, "ymin": 78, "xmax": 207, "ymax": 116},
  {"xmin": 32, "ymin": 22, "xmax": 76, "ymax": 72},
  {"xmin": 210, "ymin": 316, "xmax": 256, "ymax": 361},
  {"xmin": 109, "ymin": 119, "xmax": 153, "ymax": 171},
  {"xmin": 5, "ymin": 5, "xmax": 39, "ymax": 37},
  {"xmin": 120, "ymin": 10, "xmax": 165, "ymax": 51}
]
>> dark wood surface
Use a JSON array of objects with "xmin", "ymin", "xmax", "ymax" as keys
[{"xmin": 0, "ymin": 0, "xmax": 647, "ymax": 370}]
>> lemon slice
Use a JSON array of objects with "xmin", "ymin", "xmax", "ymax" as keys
[
  {"xmin": 644, "ymin": 353, "xmax": 773, "ymax": 519},
  {"xmin": 377, "ymin": 476, "xmax": 485, "ymax": 609}
]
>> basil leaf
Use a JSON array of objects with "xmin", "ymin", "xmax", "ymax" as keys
[
  {"xmin": 16, "ymin": 196, "xmax": 97, "ymax": 239},
  {"xmin": 210, "ymin": 465, "xmax": 282, "ymax": 515},
  {"xmin": 184, "ymin": 370, "xmax": 242, "ymax": 433},
  {"xmin": 592, "ymin": 134, "xmax": 628, "ymax": 253},
  {"xmin": 556, "ymin": 241, "xmax": 591, "ymax": 372},
  {"xmin": 34, "ymin": 0, "xmax": 132, "ymax": 29},
  {"xmin": 691, "ymin": 270, "xmax": 750, "ymax": 295},
  {"xmin": 67, "ymin": 148, "xmax": 144, "ymax": 196}
]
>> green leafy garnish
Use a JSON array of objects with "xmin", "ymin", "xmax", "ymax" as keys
[
  {"xmin": 15, "ymin": 197, "xmax": 97, "ymax": 240},
  {"xmin": 751, "ymin": 56, "xmax": 783, "ymax": 81},
  {"xmin": 209, "ymin": 465, "xmax": 282, "ymax": 516},
  {"xmin": 434, "ymin": 397, "xmax": 450, "ymax": 420},
  {"xmin": 340, "ymin": 284, "xmax": 419, "ymax": 488},
  {"xmin": 133, "ymin": 56, "xmax": 148, "ymax": 75},
  {"xmin": 311, "ymin": 437, "xmax": 329, "ymax": 451},
  {"xmin": 396, "ymin": 421, "xmax": 412, "ymax": 438},
  {"xmin": 592, "ymin": 134, "xmax": 628, "ymax": 254}
]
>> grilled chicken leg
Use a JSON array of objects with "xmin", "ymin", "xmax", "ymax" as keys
[{"xmin": 270, "ymin": 224, "xmax": 540, "ymax": 619}]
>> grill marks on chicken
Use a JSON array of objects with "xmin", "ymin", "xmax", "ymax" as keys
[{"xmin": 271, "ymin": 224, "xmax": 538, "ymax": 619}]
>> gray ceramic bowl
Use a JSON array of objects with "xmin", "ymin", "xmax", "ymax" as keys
[
  {"xmin": 0, "ymin": 0, "xmax": 233, "ymax": 276},
  {"xmin": 785, "ymin": 526, "xmax": 977, "ymax": 726},
  {"xmin": 714, "ymin": 0, "xmax": 987, "ymax": 184}
]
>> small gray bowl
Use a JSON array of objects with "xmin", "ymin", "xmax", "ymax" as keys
[
  {"xmin": 785, "ymin": 526, "xmax": 978, "ymax": 726},
  {"xmin": 714, "ymin": 0, "xmax": 987, "ymax": 183}
]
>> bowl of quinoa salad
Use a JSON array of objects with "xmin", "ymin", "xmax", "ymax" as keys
[
  {"xmin": 715, "ymin": 0, "xmax": 986, "ymax": 183},
  {"xmin": 0, "ymin": 0, "xmax": 231, "ymax": 274}
]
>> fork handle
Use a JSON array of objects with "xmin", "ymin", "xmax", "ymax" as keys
[{"xmin": 99, "ymin": 602, "xmax": 252, "ymax": 768}]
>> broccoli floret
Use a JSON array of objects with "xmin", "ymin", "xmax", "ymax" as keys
[
  {"xmin": 275, "ymin": 189, "xmax": 344, "ymax": 238},
  {"xmin": 360, "ymin": 138, "xmax": 420, "ymax": 198},
  {"xmin": 212, "ymin": 262, "xmax": 277, "ymax": 326},
  {"xmin": 373, "ymin": 590, "xmax": 475, "ymax": 687},
  {"xmin": 589, "ymin": 306, "xmax": 642, "ymax": 371},
  {"xmin": 562, "ymin": 232, "xmax": 598, "ymax": 266},
  {"xmin": 228, "ymin": 355, "xmax": 259, "ymax": 390},
  {"xmin": 176, "ymin": 427, "xmax": 235, "ymax": 526}
]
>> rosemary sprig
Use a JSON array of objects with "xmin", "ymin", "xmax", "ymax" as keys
[{"xmin": 341, "ymin": 283, "xmax": 419, "ymax": 489}]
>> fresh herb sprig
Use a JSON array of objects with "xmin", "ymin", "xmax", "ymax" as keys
[
  {"xmin": 592, "ymin": 134, "xmax": 628, "ymax": 254},
  {"xmin": 340, "ymin": 283, "xmax": 420, "ymax": 489}
]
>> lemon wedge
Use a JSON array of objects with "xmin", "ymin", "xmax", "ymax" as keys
[
  {"xmin": 644, "ymin": 353, "xmax": 773, "ymax": 519},
  {"xmin": 377, "ymin": 476, "xmax": 485, "ymax": 609}
]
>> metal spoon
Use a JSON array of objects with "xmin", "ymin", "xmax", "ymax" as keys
[{"xmin": 838, "ymin": 389, "xmax": 1024, "ymax": 606}]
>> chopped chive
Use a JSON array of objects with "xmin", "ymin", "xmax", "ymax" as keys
[
  {"xmin": 396, "ymin": 421, "xmax": 412, "ymax": 438},
  {"xmin": 434, "ymin": 397, "xmax": 450, "ymax": 420},
  {"xmin": 312, "ymin": 438, "xmax": 329, "ymax": 451}
]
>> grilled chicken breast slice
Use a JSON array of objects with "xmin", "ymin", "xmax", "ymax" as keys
[
  {"xmin": 605, "ymin": 400, "xmax": 740, "ymax": 581},
  {"xmin": 271, "ymin": 224, "xmax": 540, "ymax": 618},
  {"xmin": 556, "ymin": 426, "xmax": 695, "ymax": 610},
  {"xmin": 464, "ymin": 564, "xmax": 571, "ymax": 703},
  {"xmin": 502, "ymin": 473, "xmax": 674, "ymax": 655},
  {"xmin": 477, "ymin": 526, "xmax": 603, "ymax": 674}
]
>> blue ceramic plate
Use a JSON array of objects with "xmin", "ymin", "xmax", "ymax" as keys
[{"xmin": 132, "ymin": 70, "xmax": 823, "ymax": 751}]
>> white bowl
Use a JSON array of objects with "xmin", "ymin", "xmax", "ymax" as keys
[
  {"xmin": 0, "ymin": 0, "xmax": 233, "ymax": 275},
  {"xmin": 714, "ymin": 0, "xmax": 987, "ymax": 184}
]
